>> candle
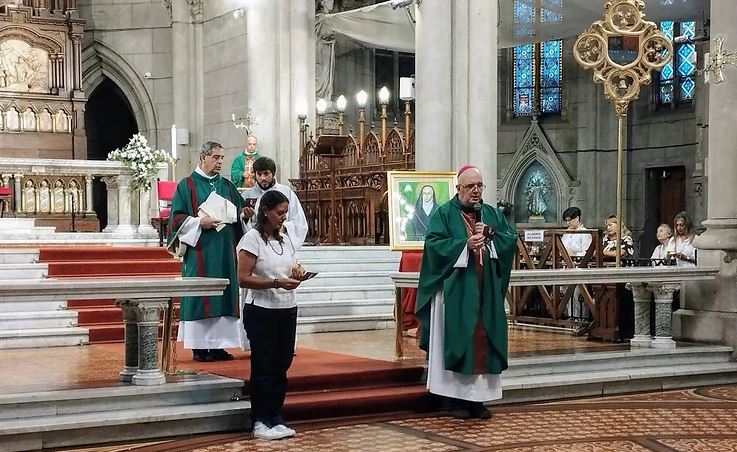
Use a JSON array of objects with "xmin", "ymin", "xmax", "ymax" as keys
[{"xmin": 171, "ymin": 125, "xmax": 177, "ymax": 160}]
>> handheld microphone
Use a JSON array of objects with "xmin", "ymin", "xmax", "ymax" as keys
[
  {"xmin": 473, "ymin": 199, "xmax": 495, "ymax": 239},
  {"xmin": 473, "ymin": 201, "xmax": 482, "ymax": 223}
]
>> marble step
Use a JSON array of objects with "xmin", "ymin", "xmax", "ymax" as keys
[
  {"xmin": 0, "ymin": 249, "xmax": 38, "ymax": 264},
  {"xmin": 0, "ymin": 375, "xmax": 245, "ymax": 420},
  {"xmin": 296, "ymin": 284, "xmax": 395, "ymax": 302},
  {"xmin": 0, "ymin": 400, "xmax": 250, "ymax": 451},
  {"xmin": 298, "ymin": 298, "xmax": 394, "ymax": 317},
  {"xmin": 0, "ymin": 263, "xmax": 48, "ymax": 279},
  {"xmin": 0, "ymin": 327, "xmax": 88, "ymax": 349},
  {"xmin": 505, "ymin": 345, "xmax": 734, "ymax": 378},
  {"xmin": 0, "ymin": 218, "xmax": 36, "ymax": 230},
  {"xmin": 296, "ymin": 313, "xmax": 395, "ymax": 334},
  {"xmin": 296, "ymin": 257, "xmax": 400, "ymax": 272},
  {"xmin": 303, "ymin": 271, "xmax": 392, "ymax": 288},
  {"xmin": 0, "ymin": 311, "xmax": 77, "ymax": 331},
  {"xmin": 298, "ymin": 245, "xmax": 400, "ymax": 261},
  {"xmin": 0, "ymin": 300, "xmax": 66, "ymax": 313},
  {"xmin": 501, "ymin": 361, "xmax": 737, "ymax": 405}
]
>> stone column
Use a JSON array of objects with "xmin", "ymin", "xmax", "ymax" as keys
[
  {"xmin": 680, "ymin": 0, "xmax": 737, "ymax": 350},
  {"xmin": 115, "ymin": 174, "xmax": 136, "ymax": 235},
  {"xmin": 84, "ymin": 175, "xmax": 94, "ymax": 214},
  {"xmin": 137, "ymin": 188, "xmax": 157, "ymax": 236},
  {"xmin": 628, "ymin": 283, "xmax": 653, "ymax": 347},
  {"xmin": 172, "ymin": 0, "xmax": 194, "ymax": 176},
  {"xmin": 415, "ymin": 0, "xmax": 498, "ymax": 200},
  {"xmin": 101, "ymin": 176, "xmax": 119, "ymax": 232},
  {"xmin": 652, "ymin": 283, "xmax": 679, "ymax": 349},
  {"xmin": 116, "ymin": 300, "xmax": 139, "ymax": 382},
  {"xmin": 131, "ymin": 299, "xmax": 168, "ymax": 386},
  {"xmin": 13, "ymin": 174, "xmax": 23, "ymax": 213},
  {"xmin": 246, "ymin": 0, "xmax": 314, "ymax": 179}
]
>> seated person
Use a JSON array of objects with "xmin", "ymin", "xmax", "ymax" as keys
[
  {"xmin": 560, "ymin": 207, "xmax": 592, "ymax": 259},
  {"xmin": 602, "ymin": 215, "xmax": 634, "ymax": 260},
  {"xmin": 650, "ymin": 223, "xmax": 675, "ymax": 263}
]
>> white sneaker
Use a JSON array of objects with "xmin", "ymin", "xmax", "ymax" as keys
[
  {"xmin": 252, "ymin": 421, "xmax": 281, "ymax": 440},
  {"xmin": 271, "ymin": 424, "xmax": 296, "ymax": 438}
]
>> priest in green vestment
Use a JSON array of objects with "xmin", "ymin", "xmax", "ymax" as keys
[
  {"xmin": 416, "ymin": 165, "xmax": 517, "ymax": 420},
  {"xmin": 230, "ymin": 135, "xmax": 262, "ymax": 188},
  {"xmin": 168, "ymin": 141, "xmax": 245, "ymax": 362}
]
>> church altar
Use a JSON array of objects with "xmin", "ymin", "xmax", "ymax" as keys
[{"xmin": 0, "ymin": 157, "xmax": 166, "ymax": 236}]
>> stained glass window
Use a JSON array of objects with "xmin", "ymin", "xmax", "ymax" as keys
[
  {"xmin": 658, "ymin": 20, "xmax": 696, "ymax": 104},
  {"xmin": 512, "ymin": 0, "xmax": 563, "ymax": 117}
]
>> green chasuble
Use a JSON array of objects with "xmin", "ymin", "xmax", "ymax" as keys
[
  {"xmin": 416, "ymin": 195, "xmax": 517, "ymax": 375},
  {"xmin": 230, "ymin": 151, "xmax": 262, "ymax": 188},
  {"xmin": 168, "ymin": 171, "xmax": 244, "ymax": 321}
]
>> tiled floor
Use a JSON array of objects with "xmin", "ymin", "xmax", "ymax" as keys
[{"xmin": 66, "ymin": 384, "xmax": 737, "ymax": 451}]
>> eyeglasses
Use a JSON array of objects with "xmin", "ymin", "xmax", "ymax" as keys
[{"xmin": 459, "ymin": 183, "xmax": 486, "ymax": 191}]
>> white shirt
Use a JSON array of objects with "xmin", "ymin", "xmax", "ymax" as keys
[
  {"xmin": 674, "ymin": 236, "xmax": 697, "ymax": 268},
  {"xmin": 237, "ymin": 228, "xmax": 298, "ymax": 309},
  {"xmin": 561, "ymin": 224, "xmax": 592, "ymax": 257},
  {"xmin": 241, "ymin": 181, "xmax": 308, "ymax": 251},
  {"xmin": 650, "ymin": 237, "xmax": 675, "ymax": 260}
]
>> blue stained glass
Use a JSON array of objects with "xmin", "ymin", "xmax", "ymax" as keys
[
  {"xmin": 514, "ymin": 0, "xmax": 535, "ymax": 38},
  {"xmin": 682, "ymin": 21, "xmax": 695, "ymax": 38},
  {"xmin": 541, "ymin": 88, "xmax": 561, "ymax": 113},
  {"xmin": 681, "ymin": 77, "xmax": 695, "ymax": 100},
  {"xmin": 659, "ymin": 21, "xmax": 674, "ymax": 104},
  {"xmin": 541, "ymin": 40, "xmax": 562, "ymax": 91},
  {"xmin": 514, "ymin": 44, "xmax": 534, "ymax": 117},
  {"xmin": 678, "ymin": 21, "xmax": 695, "ymax": 102},
  {"xmin": 515, "ymin": 88, "xmax": 534, "ymax": 116}
]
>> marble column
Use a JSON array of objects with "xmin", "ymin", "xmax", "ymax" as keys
[
  {"xmin": 13, "ymin": 174, "xmax": 23, "ymax": 214},
  {"xmin": 415, "ymin": 0, "xmax": 498, "ymax": 200},
  {"xmin": 628, "ymin": 283, "xmax": 653, "ymax": 347},
  {"xmin": 246, "ymin": 0, "xmax": 314, "ymax": 180},
  {"xmin": 101, "ymin": 176, "xmax": 119, "ymax": 232},
  {"xmin": 84, "ymin": 175, "xmax": 94, "ymax": 214},
  {"xmin": 115, "ymin": 300, "xmax": 139, "ymax": 382},
  {"xmin": 131, "ymin": 299, "xmax": 168, "ymax": 386},
  {"xmin": 680, "ymin": 0, "xmax": 737, "ymax": 350},
  {"xmin": 137, "ymin": 188, "xmax": 157, "ymax": 236},
  {"xmin": 652, "ymin": 283, "xmax": 679, "ymax": 349},
  {"xmin": 172, "ymin": 0, "xmax": 195, "ymax": 176},
  {"xmin": 115, "ymin": 174, "xmax": 136, "ymax": 235}
]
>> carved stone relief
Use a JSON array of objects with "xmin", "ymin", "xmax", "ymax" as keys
[{"xmin": 0, "ymin": 38, "xmax": 49, "ymax": 93}]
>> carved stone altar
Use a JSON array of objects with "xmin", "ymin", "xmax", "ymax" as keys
[{"xmin": 0, "ymin": 0, "xmax": 87, "ymax": 159}]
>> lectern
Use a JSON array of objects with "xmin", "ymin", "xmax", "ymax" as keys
[{"xmin": 315, "ymin": 135, "xmax": 350, "ymax": 245}]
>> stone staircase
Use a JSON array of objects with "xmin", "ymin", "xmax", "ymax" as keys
[
  {"xmin": 0, "ymin": 375, "xmax": 249, "ymax": 452},
  {"xmin": 295, "ymin": 246, "xmax": 401, "ymax": 333},
  {"xmin": 0, "ymin": 249, "xmax": 88, "ymax": 349}
]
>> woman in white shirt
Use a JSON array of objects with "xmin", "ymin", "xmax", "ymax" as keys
[
  {"xmin": 650, "ymin": 223, "xmax": 675, "ymax": 263},
  {"xmin": 237, "ymin": 190, "xmax": 301, "ymax": 440},
  {"xmin": 673, "ymin": 211, "xmax": 697, "ymax": 267}
]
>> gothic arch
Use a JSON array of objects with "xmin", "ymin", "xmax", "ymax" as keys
[
  {"xmin": 81, "ymin": 39, "xmax": 158, "ymax": 144},
  {"xmin": 499, "ymin": 120, "xmax": 579, "ymax": 225}
]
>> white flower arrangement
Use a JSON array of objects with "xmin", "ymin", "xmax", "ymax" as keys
[{"xmin": 107, "ymin": 133, "xmax": 174, "ymax": 191}]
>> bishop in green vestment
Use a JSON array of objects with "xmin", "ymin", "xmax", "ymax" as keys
[
  {"xmin": 416, "ymin": 165, "xmax": 516, "ymax": 419},
  {"xmin": 168, "ymin": 141, "xmax": 244, "ymax": 362},
  {"xmin": 230, "ymin": 135, "xmax": 262, "ymax": 188}
]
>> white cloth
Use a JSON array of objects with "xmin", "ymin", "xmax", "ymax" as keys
[
  {"xmin": 561, "ymin": 224, "xmax": 592, "ymax": 258},
  {"xmin": 426, "ymin": 290, "xmax": 502, "ymax": 402},
  {"xmin": 177, "ymin": 316, "xmax": 242, "ymax": 349},
  {"xmin": 241, "ymin": 181, "xmax": 308, "ymax": 251},
  {"xmin": 235, "ymin": 228, "xmax": 299, "ymax": 350},
  {"xmin": 177, "ymin": 166, "xmax": 217, "ymax": 247},
  {"xmin": 650, "ymin": 237, "xmax": 676, "ymax": 260},
  {"xmin": 198, "ymin": 191, "xmax": 238, "ymax": 232},
  {"xmin": 674, "ymin": 236, "xmax": 697, "ymax": 268}
]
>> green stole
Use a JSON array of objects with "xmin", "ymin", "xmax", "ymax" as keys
[
  {"xmin": 168, "ymin": 171, "xmax": 244, "ymax": 321},
  {"xmin": 416, "ymin": 196, "xmax": 517, "ymax": 375}
]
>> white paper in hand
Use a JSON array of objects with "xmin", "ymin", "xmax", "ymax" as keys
[{"xmin": 198, "ymin": 191, "xmax": 237, "ymax": 232}]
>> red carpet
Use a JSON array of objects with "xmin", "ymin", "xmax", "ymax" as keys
[
  {"xmin": 38, "ymin": 246, "xmax": 181, "ymax": 342},
  {"xmin": 178, "ymin": 347, "xmax": 431, "ymax": 421}
]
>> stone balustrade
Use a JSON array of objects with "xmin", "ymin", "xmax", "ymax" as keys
[
  {"xmin": 0, "ymin": 157, "xmax": 167, "ymax": 237},
  {"xmin": 391, "ymin": 266, "xmax": 720, "ymax": 357},
  {"xmin": 0, "ymin": 276, "xmax": 228, "ymax": 385}
]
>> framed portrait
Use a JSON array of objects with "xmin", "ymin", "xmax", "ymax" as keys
[{"xmin": 387, "ymin": 171, "xmax": 457, "ymax": 251}]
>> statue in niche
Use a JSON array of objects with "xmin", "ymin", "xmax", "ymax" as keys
[
  {"xmin": 22, "ymin": 108, "xmax": 36, "ymax": 131},
  {"xmin": 38, "ymin": 179, "xmax": 51, "ymax": 213},
  {"xmin": 39, "ymin": 109, "xmax": 52, "ymax": 132},
  {"xmin": 52, "ymin": 180, "xmax": 65, "ymax": 213},
  {"xmin": 524, "ymin": 170, "xmax": 551, "ymax": 222},
  {"xmin": 22, "ymin": 180, "xmax": 36, "ymax": 213},
  {"xmin": 54, "ymin": 110, "xmax": 68, "ymax": 132},
  {"xmin": 6, "ymin": 108, "xmax": 19, "ymax": 130},
  {"xmin": 67, "ymin": 179, "xmax": 81, "ymax": 212}
]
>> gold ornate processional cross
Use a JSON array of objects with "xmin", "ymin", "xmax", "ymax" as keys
[{"xmin": 573, "ymin": 0, "xmax": 673, "ymax": 266}]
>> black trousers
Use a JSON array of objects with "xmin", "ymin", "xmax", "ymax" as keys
[{"xmin": 243, "ymin": 303, "xmax": 298, "ymax": 427}]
